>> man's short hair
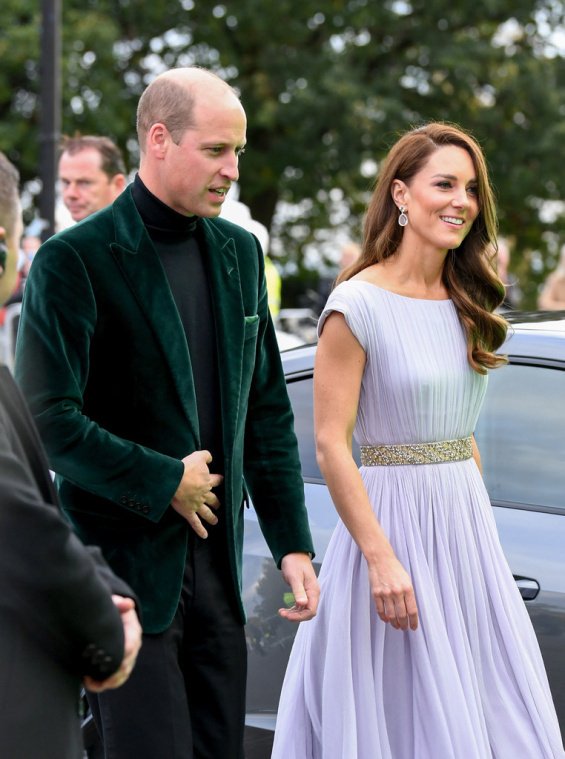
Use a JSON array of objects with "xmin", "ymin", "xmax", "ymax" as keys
[
  {"xmin": 59, "ymin": 135, "xmax": 126, "ymax": 178},
  {"xmin": 0, "ymin": 151, "xmax": 20, "ymax": 241},
  {"xmin": 136, "ymin": 77, "xmax": 197, "ymax": 150},
  {"xmin": 135, "ymin": 67, "xmax": 239, "ymax": 151}
]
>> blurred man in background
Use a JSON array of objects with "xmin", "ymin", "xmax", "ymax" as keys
[{"xmin": 58, "ymin": 135, "xmax": 127, "ymax": 223}]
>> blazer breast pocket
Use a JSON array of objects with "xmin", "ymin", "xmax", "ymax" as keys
[{"xmin": 244, "ymin": 314, "xmax": 260, "ymax": 341}]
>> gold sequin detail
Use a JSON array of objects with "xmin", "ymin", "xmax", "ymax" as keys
[{"xmin": 360, "ymin": 437, "xmax": 473, "ymax": 466}]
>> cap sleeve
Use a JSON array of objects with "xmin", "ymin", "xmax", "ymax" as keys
[{"xmin": 317, "ymin": 281, "xmax": 368, "ymax": 351}]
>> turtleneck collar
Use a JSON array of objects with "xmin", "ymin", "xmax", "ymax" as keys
[{"xmin": 132, "ymin": 173, "xmax": 199, "ymax": 238}]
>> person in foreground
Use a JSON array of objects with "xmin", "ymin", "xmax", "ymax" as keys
[
  {"xmin": 272, "ymin": 123, "xmax": 565, "ymax": 758},
  {"xmin": 15, "ymin": 66, "xmax": 318, "ymax": 759},
  {"xmin": 0, "ymin": 153, "xmax": 141, "ymax": 759}
]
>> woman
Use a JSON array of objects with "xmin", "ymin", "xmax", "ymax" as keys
[{"xmin": 272, "ymin": 123, "xmax": 564, "ymax": 758}]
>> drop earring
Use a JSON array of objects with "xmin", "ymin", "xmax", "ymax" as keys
[{"xmin": 398, "ymin": 206, "xmax": 408, "ymax": 227}]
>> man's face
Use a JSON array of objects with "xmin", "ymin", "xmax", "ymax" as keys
[
  {"xmin": 156, "ymin": 93, "xmax": 247, "ymax": 218},
  {"xmin": 59, "ymin": 148, "xmax": 124, "ymax": 222}
]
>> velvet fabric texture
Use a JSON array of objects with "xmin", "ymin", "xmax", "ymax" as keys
[{"xmin": 15, "ymin": 186, "xmax": 313, "ymax": 634}]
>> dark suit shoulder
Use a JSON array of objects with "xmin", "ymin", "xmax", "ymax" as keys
[
  {"xmin": 38, "ymin": 186, "xmax": 141, "ymax": 266},
  {"xmin": 48, "ymin": 206, "xmax": 116, "ymax": 247}
]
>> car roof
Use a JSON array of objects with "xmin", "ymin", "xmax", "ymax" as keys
[
  {"xmin": 281, "ymin": 311, "xmax": 565, "ymax": 372},
  {"xmin": 504, "ymin": 311, "xmax": 565, "ymax": 363},
  {"xmin": 281, "ymin": 343, "xmax": 316, "ymax": 375}
]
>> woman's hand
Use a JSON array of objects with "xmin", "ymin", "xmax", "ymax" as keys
[{"xmin": 368, "ymin": 554, "xmax": 419, "ymax": 631}]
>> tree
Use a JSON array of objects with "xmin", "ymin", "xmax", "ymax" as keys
[{"xmin": 2, "ymin": 0, "xmax": 565, "ymax": 306}]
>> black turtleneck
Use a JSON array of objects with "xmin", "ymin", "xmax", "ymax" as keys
[{"xmin": 131, "ymin": 174, "xmax": 222, "ymax": 472}]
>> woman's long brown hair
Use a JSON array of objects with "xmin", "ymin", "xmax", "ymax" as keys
[{"xmin": 338, "ymin": 122, "xmax": 508, "ymax": 373}]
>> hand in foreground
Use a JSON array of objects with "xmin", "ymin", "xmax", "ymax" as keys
[
  {"xmin": 84, "ymin": 595, "xmax": 142, "ymax": 692},
  {"xmin": 171, "ymin": 450, "xmax": 224, "ymax": 538},
  {"xmin": 278, "ymin": 552, "xmax": 320, "ymax": 622},
  {"xmin": 368, "ymin": 554, "xmax": 418, "ymax": 631}
]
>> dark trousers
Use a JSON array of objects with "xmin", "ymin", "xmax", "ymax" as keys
[{"xmin": 88, "ymin": 527, "xmax": 247, "ymax": 759}]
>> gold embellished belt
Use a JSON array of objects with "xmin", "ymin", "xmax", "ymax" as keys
[{"xmin": 360, "ymin": 436, "xmax": 473, "ymax": 466}]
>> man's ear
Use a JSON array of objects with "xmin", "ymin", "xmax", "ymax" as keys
[
  {"xmin": 146, "ymin": 123, "xmax": 171, "ymax": 159},
  {"xmin": 113, "ymin": 174, "xmax": 127, "ymax": 193}
]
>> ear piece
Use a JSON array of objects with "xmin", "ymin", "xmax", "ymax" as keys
[{"xmin": 398, "ymin": 206, "xmax": 408, "ymax": 227}]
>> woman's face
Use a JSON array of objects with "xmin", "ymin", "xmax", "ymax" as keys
[{"xmin": 394, "ymin": 145, "xmax": 480, "ymax": 254}]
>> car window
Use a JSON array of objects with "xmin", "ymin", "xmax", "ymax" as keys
[
  {"xmin": 287, "ymin": 375, "xmax": 360, "ymax": 480},
  {"xmin": 289, "ymin": 363, "xmax": 565, "ymax": 510},
  {"xmin": 474, "ymin": 363, "xmax": 565, "ymax": 511},
  {"xmin": 287, "ymin": 376, "xmax": 320, "ymax": 480}
]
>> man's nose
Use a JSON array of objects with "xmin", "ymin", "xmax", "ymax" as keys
[
  {"xmin": 63, "ymin": 182, "xmax": 78, "ymax": 197},
  {"xmin": 221, "ymin": 154, "xmax": 239, "ymax": 182}
]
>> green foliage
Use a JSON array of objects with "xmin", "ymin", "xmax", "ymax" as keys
[{"xmin": 2, "ymin": 0, "xmax": 565, "ymax": 307}]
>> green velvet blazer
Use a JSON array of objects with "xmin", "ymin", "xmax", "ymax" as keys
[{"xmin": 15, "ymin": 187, "xmax": 314, "ymax": 633}]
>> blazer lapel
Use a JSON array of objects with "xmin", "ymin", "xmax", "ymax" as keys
[
  {"xmin": 201, "ymin": 220, "xmax": 245, "ymax": 451},
  {"xmin": 108, "ymin": 191, "xmax": 200, "ymax": 444}
]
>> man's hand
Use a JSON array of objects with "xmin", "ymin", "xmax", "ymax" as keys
[
  {"xmin": 171, "ymin": 450, "xmax": 223, "ymax": 538},
  {"xmin": 84, "ymin": 595, "xmax": 142, "ymax": 693},
  {"xmin": 278, "ymin": 552, "xmax": 320, "ymax": 622}
]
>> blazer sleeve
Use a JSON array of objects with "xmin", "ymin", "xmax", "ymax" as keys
[
  {"xmin": 14, "ymin": 237, "xmax": 183, "ymax": 522},
  {"xmin": 0, "ymin": 403, "xmax": 130, "ymax": 680}
]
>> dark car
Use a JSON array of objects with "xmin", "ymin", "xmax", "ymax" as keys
[{"xmin": 242, "ymin": 312, "xmax": 565, "ymax": 757}]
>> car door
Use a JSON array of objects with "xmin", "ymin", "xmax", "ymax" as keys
[{"xmin": 474, "ymin": 356, "xmax": 565, "ymax": 736}]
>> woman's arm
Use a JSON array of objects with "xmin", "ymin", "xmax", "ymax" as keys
[
  {"xmin": 314, "ymin": 311, "xmax": 418, "ymax": 631},
  {"xmin": 471, "ymin": 434, "xmax": 482, "ymax": 473}
]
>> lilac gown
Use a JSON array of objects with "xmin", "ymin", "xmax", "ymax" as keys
[{"xmin": 272, "ymin": 281, "xmax": 564, "ymax": 759}]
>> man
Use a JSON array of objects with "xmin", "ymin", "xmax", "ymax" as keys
[
  {"xmin": 16, "ymin": 67, "xmax": 318, "ymax": 759},
  {"xmin": 58, "ymin": 134, "xmax": 127, "ymax": 222},
  {"xmin": 0, "ymin": 151, "xmax": 142, "ymax": 759}
]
